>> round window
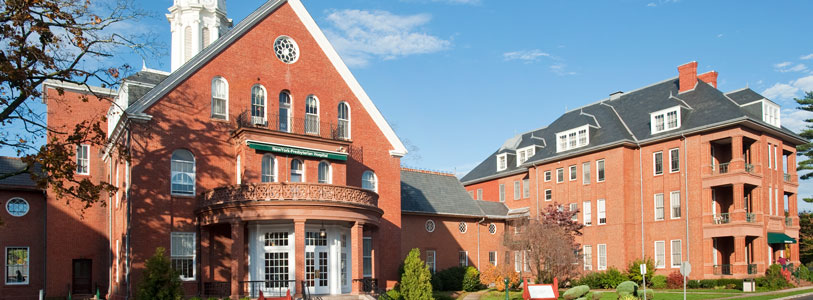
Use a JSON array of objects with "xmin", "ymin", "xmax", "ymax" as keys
[
  {"xmin": 425, "ymin": 220, "xmax": 435, "ymax": 233},
  {"xmin": 6, "ymin": 198, "xmax": 29, "ymax": 217},
  {"xmin": 458, "ymin": 222, "xmax": 467, "ymax": 234},
  {"xmin": 488, "ymin": 223, "xmax": 497, "ymax": 235},
  {"xmin": 274, "ymin": 36, "xmax": 299, "ymax": 64}
]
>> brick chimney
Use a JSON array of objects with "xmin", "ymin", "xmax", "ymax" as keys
[
  {"xmin": 697, "ymin": 71, "xmax": 718, "ymax": 89},
  {"xmin": 678, "ymin": 61, "xmax": 698, "ymax": 93}
]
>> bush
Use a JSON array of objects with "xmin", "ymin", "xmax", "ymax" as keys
[
  {"xmin": 573, "ymin": 267, "xmax": 627, "ymax": 289},
  {"xmin": 698, "ymin": 279, "xmax": 715, "ymax": 289},
  {"xmin": 797, "ymin": 265, "xmax": 812, "ymax": 281},
  {"xmin": 430, "ymin": 274, "xmax": 444, "ymax": 291},
  {"xmin": 616, "ymin": 281, "xmax": 638, "ymax": 298},
  {"xmin": 686, "ymin": 280, "xmax": 700, "ymax": 289},
  {"xmin": 636, "ymin": 288, "xmax": 654, "ymax": 299},
  {"xmin": 650, "ymin": 275, "xmax": 667, "ymax": 289},
  {"xmin": 382, "ymin": 289, "xmax": 402, "ymax": 300},
  {"xmin": 479, "ymin": 264, "xmax": 519, "ymax": 291},
  {"xmin": 563, "ymin": 285, "xmax": 590, "ymax": 300},
  {"xmin": 433, "ymin": 266, "xmax": 466, "ymax": 291},
  {"xmin": 462, "ymin": 266, "xmax": 481, "ymax": 292},
  {"xmin": 188, "ymin": 298, "xmax": 202, "ymax": 300},
  {"xmin": 619, "ymin": 295, "xmax": 637, "ymax": 300},
  {"xmin": 433, "ymin": 293, "xmax": 454, "ymax": 300},
  {"xmin": 239, "ymin": 298, "xmax": 250, "ymax": 300},
  {"xmin": 400, "ymin": 248, "xmax": 433, "ymax": 300},
  {"xmin": 756, "ymin": 264, "xmax": 792, "ymax": 290},
  {"xmin": 625, "ymin": 258, "xmax": 655, "ymax": 286},
  {"xmin": 137, "ymin": 248, "xmax": 183, "ymax": 300},
  {"xmin": 666, "ymin": 271, "xmax": 683, "ymax": 289},
  {"xmin": 716, "ymin": 278, "xmax": 742, "ymax": 290}
]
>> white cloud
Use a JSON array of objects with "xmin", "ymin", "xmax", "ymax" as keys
[
  {"xmin": 550, "ymin": 63, "xmax": 577, "ymax": 76},
  {"xmin": 801, "ymin": 53, "xmax": 813, "ymax": 60},
  {"xmin": 646, "ymin": 0, "xmax": 679, "ymax": 7},
  {"xmin": 774, "ymin": 61, "xmax": 792, "ymax": 68},
  {"xmin": 763, "ymin": 83, "xmax": 799, "ymax": 100},
  {"xmin": 716, "ymin": 33, "xmax": 724, "ymax": 38},
  {"xmin": 774, "ymin": 61, "xmax": 808, "ymax": 73},
  {"xmin": 322, "ymin": 9, "xmax": 451, "ymax": 67},
  {"xmin": 781, "ymin": 108, "xmax": 813, "ymax": 133},
  {"xmin": 502, "ymin": 49, "xmax": 550, "ymax": 62},
  {"xmin": 647, "ymin": 2, "xmax": 657, "ymax": 7},
  {"xmin": 794, "ymin": 75, "xmax": 813, "ymax": 91},
  {"xmin": 401, "ymin": 0, "xmax": 481, "ymax": 4}
]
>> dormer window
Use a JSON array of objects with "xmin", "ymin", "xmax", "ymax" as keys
[
  {"xmin": 556, "ymin": 125, "xmax": 589, "ymax": 152},
  {"xmin": 650, "ymin": 106, "xmax": 681, "ymax": 134},
  {"xmin": 516, "ymin": 146, "xmax": 535, "ymax": 166},
  {"xmin": 762, "ymin": 100, "xmax": 781, "ymax": 127},
  {"xmin": 497, "ymin": 153, "xmax": 508, "ymax": 171}
]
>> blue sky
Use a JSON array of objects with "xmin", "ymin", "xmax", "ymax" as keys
[{"xmin": 9, "ymin": 0, "xmax": 813, "ymax": 208}]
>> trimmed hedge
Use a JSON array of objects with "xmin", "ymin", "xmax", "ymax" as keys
[
  {"xmin": 572, "ymin": 267, "xmax": 627, "ymax": 289},
  {"xmin": 563, "ymin": 285, "xmax": 589, "ymax": 300},
  {"xmin": 650, "ymin": 275, "xmax": 667, "ymax": 289}
]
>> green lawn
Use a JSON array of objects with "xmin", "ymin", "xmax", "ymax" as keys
[
  {"xmin": 479, "ymin": 290, "xmax": 524, "ymax": 300},
  {"xmin": 445, "ymin": 287, "xmax": 813, "ymax": 300},
  {"xmin": 735, "ymin": 288, "xmax": 813, "ymax": 300}
]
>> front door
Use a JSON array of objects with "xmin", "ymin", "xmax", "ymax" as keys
[
  {"xmin": 72, "ymin": 259, "xmax": 92, "ymax": 294},
  {"xmin": 305, "ymin": 231, "xmax": 329, "ymax": 294}
]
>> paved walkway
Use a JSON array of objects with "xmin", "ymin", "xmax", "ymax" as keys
[
  {"xmin": 714, "ymin": 286, "xmax": 813, "ymax": 299},
  {"xmin": 461, "ymin": 290, "xmax": 487, "ymax": 300}
]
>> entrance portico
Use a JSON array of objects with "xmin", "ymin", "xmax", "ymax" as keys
[{"xmin": 196, "ymin": 182, "xmax": 381, "ymax": 299}]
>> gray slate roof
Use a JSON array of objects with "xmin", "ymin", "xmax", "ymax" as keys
[
  {"xmin": 0, "ymin": 157, "xmax": 40, "ymax": 189},
  {"xmin": 401, "ymin": 169, "xmax": 510, "ymax": 218},
  {"xmin": 124, "ymin": 71, "xmax": 168, "ymax": 86},
  {"xmin": 461, "ymin": 78, "xmax": 807, "ymax": 184}
]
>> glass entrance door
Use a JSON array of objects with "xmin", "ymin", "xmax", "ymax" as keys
[{"xmin": 305, "ymin": 232, "xmax": 330, "ymax": 294}]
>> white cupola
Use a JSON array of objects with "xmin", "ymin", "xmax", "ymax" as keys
[{"xmin": 166, "ymin": 0, "xmax": 233, "ymax": 72}]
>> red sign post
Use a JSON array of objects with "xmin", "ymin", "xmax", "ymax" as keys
[{"xmin": 522, "ymin": 278, "xmax": 559, "ymax": 300}]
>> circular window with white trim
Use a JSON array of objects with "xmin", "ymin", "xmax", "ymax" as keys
[
  {"xmin": 488, "ymin": 223, "xmax": 497, "ymax": 235},
  {"xmin": 6, "ymin": 198, "xmax": 29, "ymax": 217},
  {"xmin": 425, "ymin": 219, "xmax": 435, "ymax": 233},
  {"xmin": 274, "ymin": 36, "xmax": 299, "ymax": 64},
  {"xmin": 458, "ymin": 222, "xmax": 467, "ymax": 234}
]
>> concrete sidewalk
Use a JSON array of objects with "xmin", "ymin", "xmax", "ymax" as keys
[{"xmin": 714, "ymin": 286, "xmax": 813, "ymax": 299}]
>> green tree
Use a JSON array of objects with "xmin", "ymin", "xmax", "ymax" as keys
[
  {"xmin": 137, "ymin": 247, "xmax": 183, "ymax": 300},
  {"xmin": 400, "ymin": 248, "xmax": 432, "ymax": 300},
  {"xmin": 796, "ymin": 91, "xmax": 813, "ymax": 202},
  {"xmin": 800, "ymin": 212, "xmax": 813, "ymax": 266}
]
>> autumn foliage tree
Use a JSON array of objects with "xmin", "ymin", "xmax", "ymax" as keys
[
  {"xmin": 509, "ymin": 203, "xmax": 584, "ymax": 284},
  {"xmin": 0, "ymin": 0, "xmax": 153, "ymax": 221}
]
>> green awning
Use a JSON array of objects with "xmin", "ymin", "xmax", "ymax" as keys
[
  {"xmin": 767, "ymin": 232, "xmax": 797, "ymax": 244},
  {"xmin": 247, "ymin": 141, "xmax": 348, "ymax": 161}
]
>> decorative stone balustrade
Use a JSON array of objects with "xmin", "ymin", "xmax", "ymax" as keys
[{"xmin": 198, "ymin": 182, "xmax": 378, "ymax": 209}]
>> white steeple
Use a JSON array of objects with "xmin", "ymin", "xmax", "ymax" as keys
[{"xmin": 166, "ymin": 0, "xmax": 232, "ymax": 72}]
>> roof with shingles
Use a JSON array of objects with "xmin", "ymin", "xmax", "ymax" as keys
[
  {"xmin": 0, "ymin": 157, "xmax": 41, "ymax": 189},
  {"xmin": 401, "ymin": 169, "xmax": 509, "ymax": 218}
]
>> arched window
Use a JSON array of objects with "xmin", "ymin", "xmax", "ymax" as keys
[
  {"xmin": 318, "ymin": 161, "xmax": 331, "ymax": 184},
  {"xmin": 201, "ymin": 27, "xmax": 211, "ymax": 48},
  {"xmin": 251, "ymin": 85, "xmax": 266, "ymax": 125},
  {"xmin": 279, "ymin": 91, "xmax": 291, "ymax": 132},
  {"xmin": 171, "ymin": 149, "xmax": 195, "ymax": 195},
  {"xmin": 362, "ymin": 171, "xmax": 377, "ymax": 192},
  {"xmin": 211, "ymin": 77, "xmax": 228, "ymax": 120},
  {"xmin": 337, "ymin": 102, "xmax": 350, "ymax": 140},
  {"xmin": 290, "ymin": 159, "xmax": 303, "ymax": 182},
  {"xmin": 305, "ymin": 95, "xmax": 319, "ymax": 134},
  {"xmin": 261, "ymin": 154, "xmax": 276, "ymax": 183}
]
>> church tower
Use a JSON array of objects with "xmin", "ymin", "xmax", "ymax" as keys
[{"xmin": 166, "ymin": 0, "xmax": 232, "ymax": 72}]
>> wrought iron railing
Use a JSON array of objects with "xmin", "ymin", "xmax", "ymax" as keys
[
  {"xmin": 241, "ymin": 280, "xmax": 296, "ymax": 298},
  {"xmin": 353, "ymin": 278, "xmax": 390, "ymax": 299},
  {"xmin": 714, "ymin": 264, "xmax": 732, "ymax": 275},
  {"xmin": 746, "ymin": 213, "xmax": 756, "ymax": 223},
  {"xmin": 748, "ymin": 264, "xmax": 758, "ymax": 275},
  {"xmin": 745, "ymin": 163, "xmax": 755, "ymax": 173},
  {"xmin": 714, "ymin": 162, "xmax": 730, "ymax": 174},
  {"xmin": 203, "ymin": 281, "xmax": 230, "ymax": 298},
  {"xmin": 713, "ymin": 213, "xmax": 730, "ymax": 224},
  {"xmin": 784, "ymin": 173, "xmax": 792, "ymax": 182},
  {"xmin": 237, "ymin": 110, "xmax": 350, "ymax": 141},
  {"xmin": 198, "ymin": 182, "xmax": 379, "ymax": 209},
  {"xmin": 786, "ymin": 217, "xmax": 793, "ymax": 227}
]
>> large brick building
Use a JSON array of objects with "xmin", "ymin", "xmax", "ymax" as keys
[{"xmin": 461, "ymin": 61, "xmax": 807, "ymax": 280}]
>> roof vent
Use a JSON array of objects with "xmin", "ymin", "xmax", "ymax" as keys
[{"xmin": 609, "ymin": 91, "xmax": 623, "ymax": 100}]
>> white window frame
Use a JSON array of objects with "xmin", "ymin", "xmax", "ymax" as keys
[
  {"xmin": 597, "ymin": 244, "xmax": 607, "ymax": 270},
  {"xmin": 261, "ymin": 154, "xmax": 277, "ymax": 183},
  {"xmin": 362, "ymin": 171, "xmax": 377, "ymax": 192},
  {"xmin": 522, "ymin": 179, "xmax": 530, "ymax": 198},
  {"xmin": 171, "ymin": 232, "xmax": 195, "ymax": 281},
  {"xmin": 513, "ymin": 181, "xmax": 521, "ymax": 200},
  {"xmin": 650, "ymin": 106, "xmax": 681, "ymax": 134},
  {"xmin": 556, "ymin": 168, "xmax": 564, "ymax": 183},
  {"xmin": 5, "ymin": 247, "xmax": 29, "ymax": 285},
  {"xmin": 250, "ymin": 84, "xmax": 267, "ymax": 125},
  {"xmin": 489, "ymin": 251, "xmax": 497, "ymax": 266},
  {"xmin": 426, "ymin": 250, "xmax": 436, "ymax": 273},
  {"xmin": 318, "ymin": 160, "xmax": 332, "ymax": 184},
  {"xmin": 570, "ymin": 203, "xmax": 578, "ymax": 221},
  {"xmin": 476, "ymin": 189, "xmax": 483, "ymax": 200},
  {"xmin": 211, "ymin": 76, "xmax": 229, "ymax": 120},
  {"xmin": 670, "ymin": 191, "xmax": 681, "ymax": 219},
  {"xmin": 582, "ymin": 162, "xmax": 590, "ymax": 184},
  {"xmin": 670, "ymin": 239, "xmax": 682, "ymax": 268},
  {"xmin": 597, "ymin": 199, "xmax": 606, "ymax": 225},
  {"xmin": 499, "ymin": 184, "xmax": 505, "ymax": 202},
  {"xmin": 337, "ymin": 101, "xmax": 351, "ymax": 140},
  {"xmin": 115, "ymin": 240, "xmax": 120, "ymax": 283},
  {"xmin": 669, "ymin": 148, "xmax": 680, "ymax": 173},
  {"xmin": 569, "ymin": 165, "xmax": 577, "ymax": 181},
  {"xmin": 77, "ymin": 144, "xmax": 90, "ymax": 175},
  {"xmin": 583, "ymin": 245, "xmax": 592, "ymax": 270},
  {"xmin": 304, "ymin": 94, "xmax": 320, "ymax": 135},
  {"xmin": 597, "ymin": 159, "xmax": 605, "ymax": 182},
  {"xmin": 170, "ymin": 149, "xmax": 195, "ymax": 196},
  {"xmin": 5, "ymin": 198, "xmax": 29, "ymax": 217},
  {"xmin": 363, "ymin": 237, "xmax": 372, "ymax": 277},
  {"xmin": 654, "ymin": 193, "xmax": 664, "ymax": 221},
  {"xmin": 544, "ymin": 189, "xmax": 552, "ymax": 202},
  {"xmin": 583, "ymin": 201, "xmax": 592, "ymax": 226},
  {"xmin": 769, "ymin": 187, "xmax": 774, "ymax": 215},
  {"xmin": 291, "ymin": 159, "xmax": 304, "ymax": 183},
  {"xmin": 459, "ymin": 251, "xmax": 468, "ymax": 267},
  {"xmin": 523, "ymin": 251, "xmax": 530, "ymax": 272},
  {"xmin": 762, "ymin": 100, "xmax": 781, "ymax": 127},
  {"xmin": 655, "ymin": 241, "xmax": 666, "ymax": 269},
  {"xmin": 653, "ymin": 151, "xmax": 664, "ymax": 175},
  {"xmin": 458, "ymin": 222, "xmax": 468, "ymax": 234},
  {"xmin": 774, "ymin": 145, "xmax": 779, "ymax": 171},
  {"xmin": 514, "ymin": 251, "xmax": 522, "ymax": 272},
  {"xmin": 768, "ymin": 144, "xmax": 773, "ymax": 169},
  {"xmin": 544, "ymin": 170, "xmax": 551, "ymax": 182},
  {"xmin": 556, "ymin": 125, "xmax": 590, "ymax": 152},
  {"xmin": 497, "ymin": 153, "xmax": 508, "ymax": 171},
  {"xmin": 516, "ymin": 146, "xmax": 535, "ymax": 166}
]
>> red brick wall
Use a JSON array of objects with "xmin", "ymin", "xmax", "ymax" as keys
[{"xmin": 0, "ymin": 189, "xmax": 45, "ymax": 299}]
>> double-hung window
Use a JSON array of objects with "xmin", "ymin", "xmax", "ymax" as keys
[
  {"xmin": 489, "ymin": 251, "xmax": 497, "ymax": 266},
  {"xmin": 654, "ymin": 193, "xmax": 664, "ymax": 220},
  {"xmin": 261, "ymin": 154, "xmax": 276, "ymax": 182},
  {"xmin": 583, "ymin": 245, "xmax": 592, "ymax": 270},
  {"xmin": 426, "ymin": 250, "xmax": 436, "ymax": 273},
  {"xmin": 459, "ymin": 251, "xmax": 468, "ymax": 267},
  {"xmin": 597, "ymin": 199, "xmax": 606, "ymax": 224},
  {"xmin": 5, "ymin": 247, "xmax": 29, "ymax": 284},
  {"xmin": 171, "ymin": 150, "xmax": 195, "ymax": 196},
  {"xmin": 499, "ymin": 184, "xmax": 505, "ymax": 202},
  {"xmin": 654, "ymin": 151, "xmax": 663, "ymax": 175},
  {"xmin": 570, "ymin": 203, "xmax": 578, "ymax": 221},
  {"xmin": 211, "ymin": 77, "xmax": 228, "ymax": 120},
  {"xmin": 77, "ymin": 144, "xmax": 90, "ymax": 175},
  {"xmin": 514, "ymin": 251, "xmax": 522, "ymax": 272},
  {"xmin": 337, "ymin": 102, "xmax": 350, "ymax": 140},
  {"xmin": 251, "ymin": 85, "xmax": 266, "ymax": 125},
  {"xmin": 545, "ymin": 189, "xmax": 552, "ymax": 202},
  {"xmin": 305, "ymin": 95, "xmax": 319, "ymax": 134},
  {"xmin": 556, "ymin": 168, "xmax": 564, "ymax": 183},
  {"xmin": 556, "ymin": 125, "xmax": 590, "ymax": 152},
  {"xmin": 544, "ymin": 171, "xmax": 551, "ymax": 182},
  {"xmin": 362, "ymin": 171, "xmax": 377, "ymax": 191},
  {"xmin": 582, "ymin": 162, "xmax": 590, "ymax": 184},
  {"xmin": 583, "ymin": 201, "xmax": 592, "ymax": 226},
  {"xmin": 597, "ymin": 244, "xmax": 607, "ymax": 270},
  {"xmin": 513, "ymin": 181, "xmax": 521, "ymax": 200},
  {"xmin": 670, "ymin": 191, "xmax": 681, "ymax": 219},
  {"xmin": 569, "ymin": 165, "xmax": 577, "ymax": 181},
  {"xmin": 171, "ymin": 232, "xmax": 195, "ymax": 280},
  {"xmin": 516, "ymin": 146, "xmax": 535, "ymax": 166},
  {"xmin": 497, "ymin": 154, "xmax": 508, "ymax": 171},
  {"xmin": 522, "ymin": 179, "xmax": 530, "ymax": 198},
  {"xmin": 669, "ymin": 148, "xmax": 680, "ymax": 172},
  {"xmin": 597, "ymin": 159, "xmax": 605, "ymax": 182},
  {"xmin": 363, "ymin": 237, "xmax": 372, "ymax": 277},
  {"xmin": 655, "ymin": 241, "xmax": 666, "ymax": 268},
  {"xmin": 291, "ymin": 159, "xmax": 304, "ymax": 183},
  {"xmin": 671, "ymin": 240, "xmax": 682, "ymax": 268},
  {"xmin": 476, "ymin": 189, "xmax": 483, "ymax": 200}
]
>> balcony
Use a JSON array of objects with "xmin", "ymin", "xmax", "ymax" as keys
[
  {"xmin": 236, "ymin": 110, "xmax": 350, "ymax": 142},
  {"xmin": 748, "ymin": 264, "xmax": 757, "ymax": 275},
  {"xmin": 784, "ymin": 173, "xmax": 792, "ymax": 182},
  {"xmin": 714, "ymin": 264, "xmax": 732, "ymax": 275},
  {"xmin": 746, "ymin": 213, "xmax": 756, "ymax": 223},
  {"xmin": 786, "ymin": 217, "xmax": 793, "ymax": 227},
  {"xmin": 713, "ymin": 163, "xmax": 730, "ymax": 175},
  {"xmin": 745, "ymin": 163, "xmax": 755, "ymax": 174},
  {"xmin": 713, "ymin": 213, "xmax": 730, "ymax": 224},
  {"xmin": 199, "ymin": 182, "xmax": 378, "ymax": 208}
]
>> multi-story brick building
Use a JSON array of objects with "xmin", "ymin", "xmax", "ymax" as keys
[{"xmin": 461, "ymin": 61, "xmax": 806, "ymax": 279}]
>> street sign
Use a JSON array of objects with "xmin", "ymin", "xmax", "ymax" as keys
[
  {"xmin": 640, "ymin": 264, "xmax": 647, "ymax": 275},
  {"xmin": 680, "ymin": 261, "xmax": 691, "ymax": 277}
]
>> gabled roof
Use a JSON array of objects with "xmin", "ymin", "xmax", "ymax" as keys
[
  {"xmin": 461, "ymin": 77, "xmax": 807, "ymax": 185},
  {"xmin": 0, "ymin": 157, "xmax": 41, "ymax": 190},
  {"xmin": 401, "ymin": 168, "xmax": 509, "ymax": 218},
  {"xmin": 123, "ymin": 0, "xmax": 407, "ymax": 156}
]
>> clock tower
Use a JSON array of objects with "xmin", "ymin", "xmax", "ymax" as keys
[{"xmin": 166, "ymin": 0, "xmax": 232, "ymax": 72}]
